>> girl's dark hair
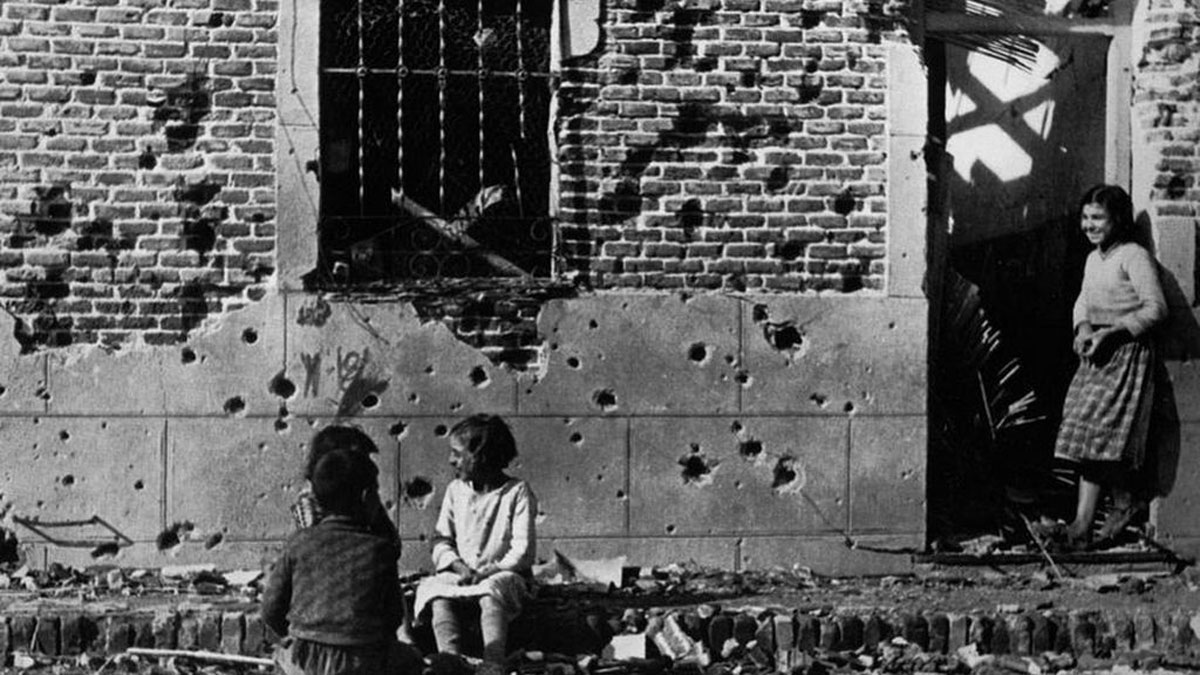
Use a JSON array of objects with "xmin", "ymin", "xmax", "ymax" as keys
[
  {"xmin": 1080, "ymin": 184, "xmax": 1135, "ymax": 243},
  {"xmin": 311, "ymin": 448, "xmax": 379, "ymax": 515},
  {"xmin": 305, "ymin": 425, "xmax": 381, "ymax": 481},
  {"xmin": 449, "ymin": 414, "xmax": 518, "ymax": 470}
]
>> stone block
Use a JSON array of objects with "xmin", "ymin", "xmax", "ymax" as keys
[
  {"xmin": 198, "ymin": 612, "xmax": 220, "ymax": 651},
  {"xmin": 629, "ymin": 417, "xmax": 847, "ymax": 537},
  {"xmin": 1007, "ymin": 614, "xmax": 1032, "ymax": 655},
  {"xmin": 104, "ymin": 616, "xmax": 131, "ymax": 653},
  {"xmin": 285, "ymin": 300, "xmax": 517, "ymax": 417},
  {"xmin": 708, "ymin": 614, "xmax": 733, "ymax": 654},
  {"xmin": 47, "ymin": 293, "xmax": 284, "ymax": 416},
  {"xmin": 1134, "ymin": 612, "xmax": 1157, "ymax": 651},
  {"xmin": 990, "ymin": 616, "xmax": 1010, "ymax": 655},
  {"xmin": 839, "ymin": 615, "xmax": 864, "ymax": 651},
  {"xmin": 0, "ymin": 348, "xmax": 48, "ymax": 414},
  {"xmin": 947, "ymin": 613, "xmax": 969, "ymax": 652},
  {"xmin": 178, "ymin": 614, "xmax": 200, "ymax": 650},
  {"xmin": 0, "ymin": 417, "xmax": 164, "ymax": 540},
  {"xmin": 0, "ymin": 616, "xmax": 9, "ymax": 655},
  {"xmin": 848, "ymin": 416, "xmax": 925, "ymax": 532},
  {"xmin": 903, "ymin": 613, "xmax": 928, "ymax": 650},
  {"xmin": 1070, "ymin": 612, "xmax": 1097, "ymax": 656},
  {"xmin": 58, "ymin": 614, "xmax": 87, "ymax": 655},
  {"xmin": 244, "ymin": 613, "xmax": 267, "ymax": 655},
  {"xmin": 130, "ymin": 616, "xmax": 154, "ymax": 648},
  {"xmin": 222, "ymin": 613, "xmax": 244, "ymax": 655},
  {"xmin": 733, "ymin": 613, "xmax": 758, "ymax": 645},
  {"xmin": 739, "ymin": 296, "xmax": 926, "ymax": 415},
  {"xmin": 1031, "ymin": 613, "xmax": 1055, "ymax": 653},
  {"xmin": 152, "ymin": 611, "xmax": 178, "ymax": 649},
  {"xmin": 927, "ymin": 614, "xmax": 948, "ymax": 654},
  {"xmin": 32, "ymin": 616, "xmax": 58, "ymax": 655},
  {"xmin": 396, "ymin": 416, "xmax": 627, "ymax": 543},
  {"xmin": 1156, "ymin": 422, "xmax": 1200, "ymax": 537},
  {"xmin": 276, "ymin": 128, "xmax": 320, "ymax": 290},
  {"xmin": 886, "ymin": 133, "xmax": 928, "ymax": 300},
  {"xmin": 863, "ymin": 614, "xmax": 890, "ymax": 647},
  {"xmin": 797, "ymin": 614, "xmax": 820, "ymax": 651},
  {"xmin": 969, "ymin": 615, "xmax": 993, "ymax": 652},
  {"xmin": 818, "ymin": 617, "xmax": 839, "ymax": 650},
  {"xmin": 1107, "ymin": 612, "xmax": 1135, "ymax": 653},
  {"xmin": 521, "ymin": 295, "xmax": 741, "ymax": 415}
]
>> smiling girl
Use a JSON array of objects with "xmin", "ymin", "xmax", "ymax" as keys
[
  {"xmin": 1053, "ymin": 184, "xmax": 1167, "ymax": 550},
  {"xmin": 413, "ymin": 414, "xmax": 537, "ymax": 665}
]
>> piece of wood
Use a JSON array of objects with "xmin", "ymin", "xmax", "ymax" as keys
[
  {"xmin": 126, "ymin": 647, "xmax": 274, "ymax": 667},
  {"xmin": 391, "ymin": 189, "xmax": 530, "ymax": 278}
]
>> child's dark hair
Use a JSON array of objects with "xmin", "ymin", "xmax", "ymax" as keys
[
  {"xmin": 1080, "ymin": 184, "xmax": 1135, "ymax": 243},
  {"xmin": 311, "ymin": 448, "xmax": 379, "ymax": 516},
  {"xmin": 305, "ymin": 425, "xmax": 381, "ymax": 481},
  {"xmin": 449, "ymin": 414, "xmax": 518, "ymax": 470}
]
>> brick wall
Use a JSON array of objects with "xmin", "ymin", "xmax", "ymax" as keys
[
  {"xmin": 557, "ymin": 0, "xmax": 898, "ymax": 292},
  {"xmin": 1133, "ymin": 0, "xmax": 1200, "ymax": 306},
  {"xmin": 0, "ymin": 0, "xmax": 276, "ymax": 351}
]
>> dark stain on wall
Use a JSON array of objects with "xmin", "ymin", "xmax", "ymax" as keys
[{"xmin": 151, "ymin": 72, "xmax": 212, "ymax": 152}]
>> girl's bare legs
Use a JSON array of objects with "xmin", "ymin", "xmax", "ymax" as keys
[
  {"xmin": 1067, "ymin": 477, "xmax": 1102, "ymax": 541},
  {"xmin": 431, "ymin": 598, "xmax": 464, "ymax": 655},
  {"xmin": 479, "ymin": 596, "xmax": 509, "ymax": 664}
]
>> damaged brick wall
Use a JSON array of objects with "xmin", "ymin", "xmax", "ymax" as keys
[
  {"xmin": 0, "ymin": 0, "xmax": 276, "ymax": 351},
  {"xmin": 556, "ymin": 0, "xmax": 902, "ymax": 292},
  {"xmin": 1133, "ymin": 0, "xmax": 1200, "ymax": 303}
]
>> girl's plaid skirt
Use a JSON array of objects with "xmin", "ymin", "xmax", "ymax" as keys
[{"xmin": 1054, "ymin": 336, "xmax": 1155, "ymax": 468}]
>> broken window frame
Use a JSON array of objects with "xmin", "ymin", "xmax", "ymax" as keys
[{"xmin": 310, "ymin": 0, "xmax": 571, "ymax": 288}]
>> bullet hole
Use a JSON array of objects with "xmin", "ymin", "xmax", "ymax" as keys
[
  {"xmin": 592, "ymin": 389, "xmax": 617, "ymax": 411},
  {"xmin": 403, "ymin": 477, "xmax": 434, "ymax": 507},
  {"xmin": 833, "ymin": 189, "xmax": 857, "ymax": 216},
  {"xmin": 730, "ymin": 421, "xmax": 743, "ymax": 434},
  {"xmin": 588, "ymin": 320, "xmax": 599, "ymax": 329},
  {"xmin": 60, "ymin": 474, "xmax": 75, "ymax": 486},
  {"xmin": 569, "ymin": 432, "xmax": 583, "ymax": 444},
  {"xmin": 275, "ymin": 419, "xmax": 289, "ymax": 433},
  {"xmin": 735, "ymin": 370, "xmax": 751, "ymax": 386},
  {"xmin": 91, "ymin": 542, "xmax": 121, "ymax": 559},
  {"xmin": 389, "ymin": 422, "xmax": 407, "ymax": 437},
  {"xmin": 181, "ymin": 347, "xmax": 196, "ymax": 364},
  {"xmin": 550, "ymin": 342, "xmax": 559, "ymax": 351},
  {"xmin": 738, "ymin": 439, "xmax": 763, "ymax": 459},
  {"xmin": 0, "ymin": 386, "xmax": 6, "ymax": 397},
  {"xmin": 772, "ymin": 456, "xmax": 800, "ymax": 490},
  {"xmin": 223, "ymin": 396, "xmax": 246, "ymax": 415},
  {"xmin": 810, "ymin": 393, "xmax": 828, "ymax": 407},
  {"xmin": 242, "ymin": 327, "xmax": 259, "ymax": 344},
  {"xmin": 888, "ymin": 321, "xmax": 897, "ymax": 330},
  {"xmin": 734, "ymin": 480, "xmax": 743, "ymax": 489},
  {"xmin": 59, "ymin": 430, "xmax": 69, "ymax": 441},
  {"xmin": 336, "ymin": 377, "xmax": 388, "ymax": 418},
  {"xmin": 204, "ymin": 532, "xmax": 224, "ymax": 549},
  {"xmin": 469, "ymin": 366, "xmax": 489, "ymax": 388},
  {"xmin": 134, "ymin": 480, "xmax": 144, "ymax": 490},
  {"xmin": 361, "ymin": 393, "xmax": 380, "ymax": 409},
  {"xmin": 752, "ymin": 304, "xmax": 769, "ymax": 322},
  {"xmin": 666, "ymin": 524, "xmax": 677, "ymax": 535},
  {"xmin": 424, "ymin": 365, "xmax": 435, "ymax": 375},
  {"xmin": 566, "ymin": 357, "xmax": 581, "ymax": 369},
  {"xmin": 777, "ymin": 240, "xmax": 805, "ymax": 261},
  {"xmin": 616, "ymin": 490, "xmax": 626, "ymax": 499},
  {"xmin": 155, "ymin": 521, "xmax": 194, "ymax": 551},
  {"xmin": 763, "ymin": 322, "xmax": 804, "ymax": 350},
  {"xmin": 434, "ymin": 424, "xmax": 448, "ymax": 437},
  {"xmin": 138, "ymin": 148, "xmax": 157, "ymax": 169},
  {"xmin": 843, "ymin": 401, "xmax": 856, "ymax": 414},
  {"xmin": 408, "ymin": 393, "xmax": 419, "ymax": 403},
  {"xmin": 269, "ymin": 372, "xmax": 296, "ymax": 399},
  {"xmin": 687, "ymin": 342, "xmax": 708, "ymax": 363},
  {"xmin": 724, "ymin": 354, "xmax": 736, "ymax": 365},
  {"xmin": 678, "ymin": 448, "xmax": 716, "ymax": 485},
  {"xmin": 207, "ymin": 11, "xmax": 225, "ymax": 27}
]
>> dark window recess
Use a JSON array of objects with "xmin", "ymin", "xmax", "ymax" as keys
[{"xmin": 317, "ymin": 0, "xmax": 554, "ymax": 286}]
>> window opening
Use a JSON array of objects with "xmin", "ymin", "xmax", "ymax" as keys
[{"xmin": 317, "ymin": 0, "xmax": 555, "ymax": 287}]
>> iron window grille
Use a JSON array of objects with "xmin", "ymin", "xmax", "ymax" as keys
[{"xmin": 317, "ymin": 0, "xmax": 555, "ymax": 286}]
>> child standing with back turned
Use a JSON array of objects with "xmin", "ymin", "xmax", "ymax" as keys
[
  {"xmin": 414, "ymin": 414, "xmax": 538, "ymax": 665},
  {"xmin": 262, "ymin": 446, "xmax": 419, "ymax": 674}
]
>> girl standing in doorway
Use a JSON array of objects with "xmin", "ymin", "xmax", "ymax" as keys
[{"xmin": 1053, "ymin": 184, "xmax": 1166, "ymax": 550}]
